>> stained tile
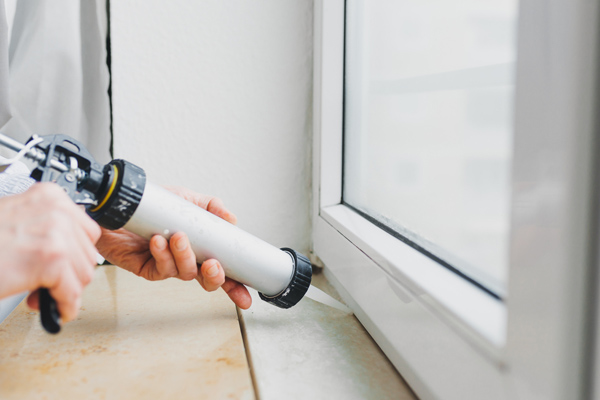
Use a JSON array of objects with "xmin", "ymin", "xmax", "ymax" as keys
[
  {"xmin": 240, "ymin": 270, "xmax": 417, "ymax": 400},
  {"xmin": 0, "ymin": 266, "xmax": 254, "ymax": 400}
]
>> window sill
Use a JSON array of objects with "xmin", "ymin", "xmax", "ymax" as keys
[{"xmin": 320, "ymin": 204, "xmax": 506, "ymax": 350}]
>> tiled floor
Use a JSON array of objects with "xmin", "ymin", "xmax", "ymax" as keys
[
  {"xmin": 241, "ymin": 269, "xmax": 416, "ymax": 400},
  {"xmin": 0, "ymin": 265, "xmax": 416, "ymax": 399},
  {"xmin": 0, "ymin": 266, "xmax": 253, "ymax": 399}
]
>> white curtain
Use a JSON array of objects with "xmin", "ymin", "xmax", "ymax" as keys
[
  {"xmin": 0, "ymin": 0, "xmax": 111, "ymax": 322},
  {"xmin": 1, "ymin": 0, "xmax": 111, "ymax": 164}
]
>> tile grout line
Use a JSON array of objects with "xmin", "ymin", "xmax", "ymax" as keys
[{"xmin": 237, "ymin": 307, "xmax": 261, "ymax": 400}]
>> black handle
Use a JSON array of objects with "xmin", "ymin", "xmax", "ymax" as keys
[{"xmin": 39, "ymin": 288, "xmax": 61, "ymax": 334}]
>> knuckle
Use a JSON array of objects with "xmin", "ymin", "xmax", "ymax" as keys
[
  {"xmin": 166, "ymin": 268, "xmax": 178, "ymax": 279},
  {"xmin": 59, "ymin": 285, "xmax": 82, "ymax": 307},
  {"xmin": 50, "ymin": 273, "xmax": 80, "ymax": 303},
  {"xmin": 40, "ymin": 212, "xmax": 70, "ymax": 237},
  {"xmin": 36, "ymin": 239, "xmax": 64, "ymax": 264},
  {"xmin": 207, "ymin": 196, "xmax": 220, "ymax": 208},
  {"xmin": 50, "ymin": 233, "xmax": 68, "ymax": 253},
  {"xmin": 37, "ymin": 183, "xmax": 65, "ymax": 201},
  {"xmin": 70, "ymin": 285, "xmax": 82, "ymax": 300},
  {"xmin": 91, "ymin": 253, "xmax": 100, "ymax": 268},
  {"xmin": 81, "ymin": 268, "xmax": 94, "ymax": 286},
  {"xmin": 46, "ymin": 210, "xmax": 65, "ymax": 226},
  {"xmin": 90, "ymin": 223, "xmax": 102, "ymax": 241},
  {"xmin": 160, "ymin": 271, "xmax": 176, "ymax": 280},
  {"xmin": 157, "ymin": 265, "xmax": 177, "ymax": 280},
  {"xmin": 180, "ymin": 269, "xmax": 198, "ymax": 281},
  {"xmin": 36, "ymin": 261, "xmax": 60, "ymax": 287}
]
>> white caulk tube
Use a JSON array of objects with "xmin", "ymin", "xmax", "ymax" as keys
[
  {"xmin": 125, "ymin": 182, "xmax": 295, "ymax": 296},
  {"xmin": 90, "ymin": 160, "xmax": 313, "ymax": 309}
]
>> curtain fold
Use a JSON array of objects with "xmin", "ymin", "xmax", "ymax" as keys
[{"xmin": 1, "ymin": 0, "xmax": 111, "ymax": 163}]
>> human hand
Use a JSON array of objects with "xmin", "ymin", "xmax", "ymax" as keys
[
  {"xmin": 0, "ymin": 183, "xmax": 101, "ymax": 322},
  {"xmin": 96, "ymin": 186, "xmax": 252, "ymax": 309}
]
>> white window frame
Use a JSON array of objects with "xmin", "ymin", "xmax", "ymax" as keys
[{"xmin": 312, "ymin": 1, "xmax": 600, "ymax": 399}]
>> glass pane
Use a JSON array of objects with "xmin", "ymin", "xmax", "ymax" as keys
[{"xmin": 343, "ymin": 0, "xmax": 518, "ymax": 296}]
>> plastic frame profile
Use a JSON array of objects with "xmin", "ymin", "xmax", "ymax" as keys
[{"xmin": 311, "ymin": 1, "xmax": 600, "ymax": 399}]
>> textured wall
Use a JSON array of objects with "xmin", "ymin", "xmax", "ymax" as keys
[{"xmin": 110, "ymin": 1, "xmax": 313, "ymax": 251}]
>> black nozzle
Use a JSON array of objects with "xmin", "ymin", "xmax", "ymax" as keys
[{"xmin": 259, "ymin": 248, "xmax": 312, "ymax": 309}]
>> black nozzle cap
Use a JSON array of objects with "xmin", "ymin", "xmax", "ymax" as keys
[
  {"xmin": 89, "ymin": 159, "xmax": 146, "ymax": 230},
  {"xmin": 259, "ymin": 248, "xmax": 312, "ymax": 309}
]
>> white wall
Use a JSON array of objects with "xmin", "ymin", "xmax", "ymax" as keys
[{"xmin": 110, "ymin": 1, "xmax": 313, "ymax": 252}]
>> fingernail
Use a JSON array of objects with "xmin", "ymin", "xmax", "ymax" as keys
[
  {"xmin": 176, "ymin": 237, "xmax": 187, "ymax": 251},
  {"xmin": 155, "ymin": 237, "xmax": 167, "ymax": 250},
  {"xmin": 207, "ymin": 263, "xmax": 219, "ymax": 277}
]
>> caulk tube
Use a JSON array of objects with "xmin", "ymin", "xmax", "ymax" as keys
[
  {"xmin": 125, "ymin": 182, "xmax": 295, "ymax": 295},
  {"xmin": 89, "ymin": 160, "xmax": 312, "ymax": 308}
]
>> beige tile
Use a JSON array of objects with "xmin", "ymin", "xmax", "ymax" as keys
[
  {"xmin": 240, "ymin": 269, "xmax": 417, "ymax": 400},
  {"xmin": 0, "ymin": 266, "xmax": 254, "ymax": 400}
]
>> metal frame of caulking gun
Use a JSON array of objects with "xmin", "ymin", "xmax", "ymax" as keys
[{"xmin": 0, "ymin": 132, "xmax": 318, "ymax": 334}]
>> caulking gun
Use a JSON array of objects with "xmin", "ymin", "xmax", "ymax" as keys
[{"xmin": 0, "ymin": 133, "xmax": 348, "ymax": 334}]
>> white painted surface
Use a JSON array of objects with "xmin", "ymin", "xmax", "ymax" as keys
[
  {"xmin": 110, "ymin": 1, "xmax": 313, "ymax": 252},
  {"xmin": 313, "ymin": 0, "xmax": 600, "ymax": 399},
  {"xmin": 314, "ymin": 215, "xmax": 511, "ymax": 400},
  {"xmin": 322, "ymin": 204, "xmax": 506, "ymax": 349}
]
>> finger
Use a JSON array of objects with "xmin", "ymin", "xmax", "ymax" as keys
[
  {"xmin": 49, "ymin": 267, "xmax": 83, "ymax": 323},
  {"xmin": 169, "ymin": 232, "xmax": 199, "ymax": 281},
  {"xmin": 27, "ymin": 290, "xmax": 40, "ymax": 311},
  {"xmin": 165, "ymin": 187, "xmax": 237, "ymax": 225},
  {"xmin": 70, "ymin": 206, "xmax": 102, "ymax": 243},
  {"xmin": 165, "ymin": 187, "xmax": 211, "ymax": 209},
  {"xmin": 35, "ymin": 215, "xmax": 96, "ymax": 290},
  {"xmin": 41, "ymin": 183, "xmax": 101, "ymax": 243},
  {"xmin": 199, "ymin": 259, "xmax": 225, "ymax": 291},
  {"xmin": 69, "ymin": 223, "xmax": 100, "ymax": 285},
  {"xmin": 206, "ymin": 197, "xmax": 237, "ymax": 225},
  {"xmin": 148, "ymin": 235, "xmax": 178, "ymax": 280},
  {"xmin": 221, "ymin": 278, "xmax": 252, "ymax": 309}
]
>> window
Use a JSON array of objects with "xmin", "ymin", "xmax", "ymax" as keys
[
  {"xmin": 344, "ymin": 0, "xmax": 517, "ymax": 297},
  {"xmin": 312, "ymin": 1, "xmax": 600, "ymax": 399}
]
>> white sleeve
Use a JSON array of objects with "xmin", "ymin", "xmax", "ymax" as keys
[{"xmin": 0, "ymin": 156, "xmax": 34, "ymax": 197}]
